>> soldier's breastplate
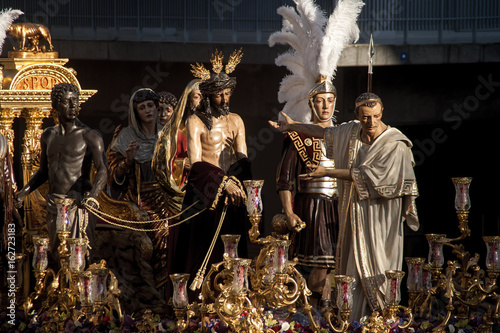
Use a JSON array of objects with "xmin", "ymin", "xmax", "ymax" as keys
[{"xmin": 299, "ymin": 141, "xmax": 338, "ymax": 197}]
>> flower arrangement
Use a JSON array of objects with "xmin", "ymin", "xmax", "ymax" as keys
[{"xmin": 2, "ymin": 309, "xmax": 500, "ymax": 333}]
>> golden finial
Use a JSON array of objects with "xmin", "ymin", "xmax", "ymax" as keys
[
  {"xmin": 225, "ymin": 48, "xmax": 243, "ymax": 74},
  {"xmin": 318, "ymin": 75, "xmax": 327, "ymax": 83},
  {"xmin": 190, "ymin": 62, "xmax": 211, "ymax": 81},
  {"xmin": 210, "ymin": 50, "xmax": 224, "ymax": 74}
]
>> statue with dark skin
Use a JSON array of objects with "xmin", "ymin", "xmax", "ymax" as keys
[{"xmin": 15, "ymin": 83, "xmax": 107, "ymax": 209}]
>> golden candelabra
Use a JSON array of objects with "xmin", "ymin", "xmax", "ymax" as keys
[
  {"xmin": 405, "ymin": 177, "xmax": 499, "ymax": 333},
  {"xmin": 22, "ymin": 198, "xmax": 122, "ymax": 331},
  {"xmin": 170, "ymin": 180, "xmax": 415, "ymax": 333}
]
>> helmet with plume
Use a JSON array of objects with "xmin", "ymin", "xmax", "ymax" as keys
[{"xmin": 269, "ymin": 0, "xmax": 364, "ymax": 123}]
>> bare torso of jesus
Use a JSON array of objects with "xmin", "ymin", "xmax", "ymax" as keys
[{"xmin": 186, "ymin": 112, "xmax": 247, "ymax": 172}]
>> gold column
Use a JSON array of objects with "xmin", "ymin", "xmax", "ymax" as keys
[
  {"xmin": 21, "ymin": 107, "xmax": 51, "ymax": 179},
  {"xmin": 0, "ymin": 107, "xmax": 22, "ymax": 157},
  {"xmin": 21, "ymin": 107, "xmax": 52, "ymax": 231}
]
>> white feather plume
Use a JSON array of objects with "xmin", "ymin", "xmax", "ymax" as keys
[
  {"xmin": 269, "ymin": 0, "xmax": 364, "ymax": 123},
  {"xmin": 0, "ymin": 8, "xmax": 23, "ymax": 54},
  {"xmin": 275, "ymin": 51, "xmax": 304, "ymax": 76},
  {"xmin": 318, "ymin": 0, "xmax": 364, "ymax": 80}
]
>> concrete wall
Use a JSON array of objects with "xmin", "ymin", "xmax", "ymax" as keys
[{"xmin": 48, "ymin": 40, "xmax": 500, "ymax": 66}]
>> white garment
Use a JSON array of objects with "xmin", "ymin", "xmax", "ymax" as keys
[{"xmin": 324, "ymin": 120, "xmax": 419, "ymax": 321}]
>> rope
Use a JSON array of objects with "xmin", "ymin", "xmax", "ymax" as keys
[
  {"xmin": 190, "ymin": 204, "xmax": 228, "ymax": 291},
  {"xmin": 84, "ymin": 199, "xmax": 201, "ymax": 224},
  {"xmin": 83, "ymin": 200, "xmax": 207, "ymax": 232}
]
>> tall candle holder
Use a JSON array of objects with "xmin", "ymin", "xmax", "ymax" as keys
[
  {"xmin": 231, "ymin": 258, "xmax": 251, "ymax": 295},
  {"xmin": 425, "ymin": 233, "xmax": 446, "ymax": 279},
  {"xmin": 324, "ymin": 275, "xmax": 355, "ymax": 333},
  {"xmin": 221, "ymin": 234, "xmax": 240, "ymax": 259},
  {"xmin": 272, "ymin": 239, "xmax": 290, "ymax": 274},
  {"xmin": 170, "ymin": 273, "xmax": 197, "ymax": 332},
  {"xmin": 23, "ymin": 217, "xmax": 122, "ymax": 329},
  {"xmin": 243, "ymin": 180, "xmax": 265, "ymax": 244},
  {"xmin": 187, "ymin": 179, "xmax": 319, "ymax": 333},
  {"xmin": 405, "ymin": 257, "xmax": 426, "ymax": 311},
  {"xmin": 483, "ymin": 236, "xmax": 500, "ymax": 279},
  {"xmin": 380, "ymin": 270, "xmax": 413, "ymax": 329},
  {"xmin": 407, "ymin": 177, "xmax": 500, "ymax": 332},
  {"xmin": 450, "ymin": 177, "xmax": 472, "ymax": 242},
  {"xmin": 30, "ymin": 236, "xmax": 53, "ymax": 298},
  {"xmin": 68, "ymin": 238, "xmax": 87, "ymax": 273},
  {"xmin": 78, "ymin": 270, "xmax": 94, "ymax": 318}
]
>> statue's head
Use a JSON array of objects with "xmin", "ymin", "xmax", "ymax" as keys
[
  {"xmin": 308, "ymin": 76, "xmax": 337, "ymax": 123},
  {"xmin": 188, "ymin": 49, "xmax": 243, "ymax": 130},
  {"xmin": 199, "ymin": 72, "xmax": 236, "ymax": 116},
  {"xmin": 51, "ymin": 83, "xmax": 79, "ymax": 110},
  {"xmin": 187, "ymin": 82, "xmax": 202, "ymax": 111},
  {"xmin": 157, "ymin": 91, "xmax": 178, "ymax": 126},
  {"xmin": 354, "ymin": 92, "xmax": 383, "ymax": 113},
  {"xmin": 51, "ymin": 83, "xmax": 80, "ymax": 122},
  {"xmin": 132, "ymin": 88, "xmax": 159, "ymax": 114},
  {"xmin": 129, "ymin": 88, "xmax": 159, "ymax": 128}
]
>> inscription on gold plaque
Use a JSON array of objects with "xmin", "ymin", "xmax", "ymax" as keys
[
  {"xmin": 9, "ymin": 64, "xmax": 80, "ymax": 91},
  {"xmin": 17, "ymin": 75, "xmax": 61, "ymax": 90}
]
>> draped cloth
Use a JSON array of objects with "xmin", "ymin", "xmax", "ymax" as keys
[
  {"xmin": 324, "ymin": 121, "xmax": 419, "ymax": 321},
  {"xmin": 171, "ymin": 159, "xmax": 252, "ymax": 298},
  {"xmin": 107, "ymin": 89, "xmax": 178, "ymax": 288},
  {"xmin": 152, "ymin": 80, "xmax": 200, "ymax": 203},
  {"xmin": 46, "ymin": 192, "xmax": 94, "ymax": 263}
]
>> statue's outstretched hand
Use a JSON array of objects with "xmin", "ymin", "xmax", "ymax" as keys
[
  {"xmin": 268, "ymin": 112, "xmax": 295, "ymax": 132},
  {"xmin": 298, "ymin": 163, "xmax": 328, "ymax": 180}
]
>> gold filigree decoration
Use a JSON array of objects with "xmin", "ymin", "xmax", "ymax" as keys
[
  {"xmin": 211, "ymin": 50, "xmax": 224, "ymax": 74},
  {"xmin": 190, "ymin": 48, "xmax": 243, "ymax": 81},
  {"xmin": 225, "ymin": 48, "xmax": 243, "ymax": 74},
  {"xmin": 190, "ymin": 63, "xmax": 211, "ymax": 81}
]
